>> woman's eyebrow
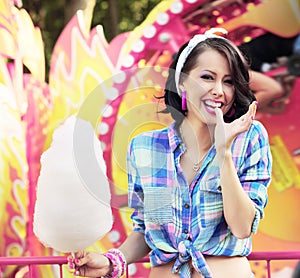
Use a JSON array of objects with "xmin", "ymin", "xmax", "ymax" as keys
[{"xmin": 201, "ymin": 69, "xmax": 231, "ymax": 77}]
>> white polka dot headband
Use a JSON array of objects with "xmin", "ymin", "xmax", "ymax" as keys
[{"xmin": 175, "ymin": 28, "xmax": 228, "ymax": 96}]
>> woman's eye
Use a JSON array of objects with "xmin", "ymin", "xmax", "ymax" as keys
[
  {"xmin": 224, "ymin": 79, "xmax": 233, "ymax": 85},
  {"xmin": 200, "ymin": 74, "xmax": 213, "ymax": 80}
]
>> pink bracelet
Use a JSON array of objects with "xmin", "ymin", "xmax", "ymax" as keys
[{"xmin": 103, "ymin": 249, "xmax": 126, "ymax": 278}]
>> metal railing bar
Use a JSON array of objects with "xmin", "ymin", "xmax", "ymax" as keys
[{"xmin": 0, "ymin": 251, "xmax": 299, "ymax": 278}]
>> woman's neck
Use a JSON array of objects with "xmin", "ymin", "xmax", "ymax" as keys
[{"xmin": 180, "ymin": 119, "xmax": 214, "ymax": 152}]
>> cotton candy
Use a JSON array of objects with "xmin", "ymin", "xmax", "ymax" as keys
[{"xmin": 33, "ymin": 116, "xmax": 113, "ymax": 252}]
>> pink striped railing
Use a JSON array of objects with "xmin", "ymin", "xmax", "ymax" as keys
[
  {"xmin": 0, "ymin": 251, "xmax": 299, "ymax": 278},
  {"xmin": 0, "ymin": 256, "xmax": 66, "ymax": 278},
  {"xmin": 247, "ymin": 251, "xmax": 300, "ymax": 278}
]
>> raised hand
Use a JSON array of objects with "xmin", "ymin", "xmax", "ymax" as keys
[{"xmin": 214, "ymin": 101, "xmax": 257, "ymax": 156}]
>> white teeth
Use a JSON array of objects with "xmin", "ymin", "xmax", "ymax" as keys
[{"xmin": 204, "ymin": 100, "xmax": 222, "ymax": 108}]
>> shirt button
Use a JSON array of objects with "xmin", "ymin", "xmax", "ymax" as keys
[
  {"xmin": 217, "ymin": 185, "xmax": 222, "ymax": 191},
  {"xmin": 184, "ymin": 203, "xmax": 190, "ymax": 209},
  {"xmin": 184, "ymin": 228, "xmax": 188, "ymax": 234}
]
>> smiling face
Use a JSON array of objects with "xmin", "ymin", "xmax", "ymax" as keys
[{"xmin": 180, "ymin": 48, "xmax": 235, "ymax": 125}]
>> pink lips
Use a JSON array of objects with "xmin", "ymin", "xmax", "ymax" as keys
[{"xmin": 202, "ymin": 99, "xmax": 223, "ymax": 115}]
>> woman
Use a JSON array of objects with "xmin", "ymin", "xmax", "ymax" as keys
[{"xmin": 68, "ymin": 28, "xmax": 272, "ymax": 278}]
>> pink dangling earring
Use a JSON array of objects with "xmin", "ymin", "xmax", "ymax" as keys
[{"xmin": 182, "ymin": 91, "xmax": 187, "ymax": 111}]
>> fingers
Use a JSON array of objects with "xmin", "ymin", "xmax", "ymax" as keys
[
  {"xmin": 73, "ymin": 252, "xmax": 88, "ymax": 267},
  {"xmin": 68, "ymin": 251, "xmax": 86, "ymax": 276},
  {"xmin": 67, "ymin": 255, "xmax": 76, "ymax": 271},
  {"xmin": 248, "ymin": 101, "xmax": 258, "ymax": 120},
  {"xmin": 68, "ymin": 250, "xmax": 84, "ymax": 259},
  {"xmin": 240, "ymin": 101, "xmax": 257, "ymax": 123},
  {"xmin": 214, "ymin": 107, "xmax": 224, "ymax": 123},
  {"xmin": 239, "ymin": 101, "xmax": 257, "ymax": 130}
]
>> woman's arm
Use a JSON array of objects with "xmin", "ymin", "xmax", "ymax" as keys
[
  {"xmin": 214, "ymin": 103, "xmax": 258, "ymax": 239},
  {"xmin": 218, "ymin": 151, "xmax": 256, "ymax": 238},
  {"xmin": 119, "ymin": 231, "xmax": 151, "ymax": 264}
]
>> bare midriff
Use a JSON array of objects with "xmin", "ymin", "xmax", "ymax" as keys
[{"xmin": 148, "ymin": 255, "xmax": 252, "ymax": 278}]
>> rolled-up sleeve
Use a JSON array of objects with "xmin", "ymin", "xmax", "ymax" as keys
[
  {"xmin": 127, "ymin": 139, "xmax": 145, "ymax": 233},
  {"xmin": 236, "ymin": 122, "xmax": 272, "ymax": 234}
]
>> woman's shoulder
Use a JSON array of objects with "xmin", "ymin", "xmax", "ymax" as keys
[
  {"xmin": 129, "ymin": 125, "xmax": 172, "ymax": 147},
  {"xmin": 234, "ymin": 120, "xmax": 270, "ymax": 151},
  {"xmin": 134, "ymin": 125, "xmax": 170, "ymax": 138},
  {"xmin": 248, "ymin": 120, "xmax": 269, "ymax": 138},
  {"xmin": 233, "ymin": 120, "xmax": 271, "ymax": 165}
]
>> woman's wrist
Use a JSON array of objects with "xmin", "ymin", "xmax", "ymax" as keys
[
  {"xmin": 216, "ymin": 148, "xmax": 232, "ymax": 161},
  {"xmin": 102, "ymin": 255, "xmax": 114, "ymax": 277},
  {"xmin": 103, "ymin": 249, "xmax": 127, "ymax": 278}
]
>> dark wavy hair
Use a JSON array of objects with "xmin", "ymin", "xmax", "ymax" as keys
[{"xmin": 159, "ymin": 36, "xmax": 256, "ymax": 124}]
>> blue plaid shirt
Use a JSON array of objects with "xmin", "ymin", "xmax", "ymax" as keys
[{"xmin": 127, "ymin": 121, "xmax": 272, "ymax": 278}]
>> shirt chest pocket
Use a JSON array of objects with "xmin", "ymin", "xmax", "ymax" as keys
[
  {"xmin": 199, "ymin": 178, "xmax": 223, "ymax": 228},
  {"xmin": 144, "ymin": 186, "xmax": 173, "ymax": 225}
]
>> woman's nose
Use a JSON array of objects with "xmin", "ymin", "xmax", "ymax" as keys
[{"xmin": 211, "ymin": 82, "xmax": 224, "ymax": 97}]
